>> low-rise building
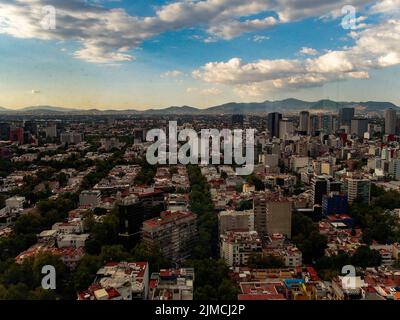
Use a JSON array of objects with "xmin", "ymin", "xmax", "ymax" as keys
[
  {"xmin": 78, "ymin": 262, "xmax": 149, "ymax": 300},
  {"xmin": 148, "ymin": 268, "xmax": 194, "ymax": 300}
]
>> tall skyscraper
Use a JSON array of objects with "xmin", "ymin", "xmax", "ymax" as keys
[
  {"xmin": 299, "ymin": 111, "xmax": 309, "ymax": 134},
  {"xmin": 279, "ymin": 118, "xmax": 294, "ymax": 140},
  {"xmin": 0, "ymin": 123, "xmax": 11, "ymax": 141},
  {"xmin": 117, "ymin": 195, "xmax": 145, "ymax": 249},
  {"xmin": 351, "ymin": 118, "xmax": 369, "ymax": 138},
  {"xmin": 267, "ymin": 112, "xmax": 282, "ymax": 138},
  {"xmin": 384, "ymin": 108, "xmax": 397, "ymax": 135},
  {"xmin": 309, "ymin": 115, "xmax": 320, "ymax": 136},
  {"xmin": 339, "ymin": 108, "xmax": 355, "ymax": 126},
  {"xmin": 320, "ymin": 115, "xmax": 333, "ymax": 134}
]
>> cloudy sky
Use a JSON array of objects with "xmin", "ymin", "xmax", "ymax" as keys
[{"xmin": 0, "ymin": 0, "xmax": 399, "ymax": 110}]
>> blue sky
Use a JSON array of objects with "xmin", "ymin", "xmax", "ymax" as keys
[{"xmin": 0, "ymin": 0, "xmax": 399, "ymax": 109}]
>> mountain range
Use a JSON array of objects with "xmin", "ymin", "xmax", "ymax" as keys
[{"xmin": 0, "ymin": 99, "xmax": 398, "ymax": 115}]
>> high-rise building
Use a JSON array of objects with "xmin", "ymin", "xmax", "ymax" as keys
[
  {"xmin": 0, "ymin": 123, "xmax": 11, "ymax": 141},
  {"xmin": 117, "ymin": 195, "xmax": 145, "ymax": 248},
  {"xmin": 279, "ymin": 118, "xmax": 294, "ymax": 140},
  {"xmin": 142, "ymin": 211, "xmax": 197, "ymax": 262},
  {"xmin": 299, "ymin": 111, "xmax": 309, "ymax": 134},
  {"xmin": 339, "ymin": 108, "xmax": 355, "ymax": 126},
  {"xmin": 345, "ymin": 178, "xmax": 371, "ymax": 204},
  {"xmin": 320, "ymin": 115, "xmax": 333, "ymax": 134},
  {"xmin": 24, "ymin": 121, "xmax": 38, "ymax": 136},
  {"xmin": 311, "ymin": 176, "xmax": 329, "ymax": 205},
  {"xmin": 309, "ymin": 115, "xmax": 320, "ymax": 136},
  {"xmin": 385, "ymin": 108, "xmax": 397, "ymax": 135},
  {"xmin": 253, "ymin": 192, "xmax": 292, "ymax": 238},
  {"xmin": 267, "ymin": 112, "xmax": 282, "ymax": 138},
  {"xmin": 350, "ymin": 118, "xmax": 368, "ymax": 138},
  {"xmin": 10, "ymin": 127, "xmax": 24, "ymax": 144}
]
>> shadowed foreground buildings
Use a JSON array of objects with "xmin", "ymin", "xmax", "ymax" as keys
[{"xmin": 142, "ymin": 211, "xmax": 197, "ymax": 262}]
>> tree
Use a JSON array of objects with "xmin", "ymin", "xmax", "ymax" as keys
[{"xmin": 351, "ymin": 246, "xmax": 381, "ymax": 268}]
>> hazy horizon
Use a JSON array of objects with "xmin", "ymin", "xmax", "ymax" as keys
[{"xmin": 1, "ymin": 0, "xmax": 400, "ymax": 109}]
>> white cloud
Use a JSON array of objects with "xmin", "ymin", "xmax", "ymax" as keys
[
  {"xmin": 0, "ymin": 0, "xmax": 376, "ymax": 63},
  {"xmin": 252, "ymin": 35, "xmax": 270, "ymax": 42},
  {"xmin": 161, "ymin": 70, "xmax": 183, "ymax": 78},
  {"xmin": 299, "ymin": 47, "xmax": 318, "ymax": 56},
  {"xmin": 187, "ymin": 87, "xmax": 223, "ymax": 95},
  {"xmin": 31, "ymin": 90, "xmax": 41, "ymax": 94},
  {"xmin": 193, "ymin": 19, "xmax": 400, "ymax": 96}
]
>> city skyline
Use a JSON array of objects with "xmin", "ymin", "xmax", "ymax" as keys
[{"xmin": 0, "ymin": 0, "xmax": 400, "ymax": 110}]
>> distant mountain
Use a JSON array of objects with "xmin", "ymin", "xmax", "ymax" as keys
[
  {"xmin": 15, "ymin": 106, "xmax": 78, "ymax": 114},
  {"xmin": 2, "ymin": 99, "xmax": 398, "ymax": 115},
  {"xmin": 145, "ymin": 106, "xmax": 200, "ymax": 115}
]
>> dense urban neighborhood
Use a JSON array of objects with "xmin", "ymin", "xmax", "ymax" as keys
[{"xmin": 0, "ymin": 107, "xmax": 400, "ymax": 300}]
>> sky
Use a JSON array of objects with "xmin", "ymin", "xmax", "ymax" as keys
[{"xmin": 0, "ymin": 0, "xmax": 400, "ymax": 110}]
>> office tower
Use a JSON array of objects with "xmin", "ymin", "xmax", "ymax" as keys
[
  {"xmin": 299, "ymin": 111, "xmax": 309, "ymax": 134},
  {"xmin": 279, "ymin": 118, "xmax": 294, "ymax": 140},
  {"xmin": 44, "ymin": 123, "xmax": 57, "ymax": 138},
  {"xmin": 0, "ymin": 123, "xmax": 11, "ymax": 141},
  {"xmin": 339, "ymin": 107, "xmax": 355, "ymax": 126},
  {"xmin": 253, "ymin": 192, "xmax": 292, "ymax": 238},
  {"xmin": 345, "ymin": 178, "xmax": 371, "ymax": 204},
  {"xmin": 351, "ymin": 118, "xmax": 369, "ymax": 138},
  {"xmin": 142, "ymin": 211, "xmax": 197, "ymax": 262},
  {"xmin": 10, "ymin": 127, "xmax": 24, "ymax": 144},
  {"xmin": 385, "ymin": 108, "xmax": 397, "ymax": 135},
  {"xmin": 320, "ymin": 115, "xmax": 333, "ymax": 134},
  {"xmin": 232, "ymin": 114, "xmax": 244, "ymax": 126},
  {"xmin": 309, "ymin": 115, "xmax": 319, "ymax": 136},
  {"xmin": 311, "ymin": 176, "xmax": 329, "ymax": 205},
  {"xmin": 267, "ymin": 112, "xmax": 282, "ymax": 138},
  {"xmin": 24, "ymin": 121, "xmax": 38, "ymax": 136},
  {"xmin": 117, "ymin": 195, "xmax": 145, "ymax": 249}
]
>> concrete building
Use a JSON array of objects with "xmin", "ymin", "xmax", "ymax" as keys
[
  {"xmin": 385, "ymin": 108, "xmax": 397, "ymax": 135},
  {"xmin": 148, "ymin": 268, "xmax": 194, "ymax": 300},
  {"xmin": 299, "ymin": 111, "xmax": 310, "ymax": 134},
  {"xmin": 351, "ymin": 118, "xmax": 369, "ymax": 138},
  {"xmin": 60, "ymin": 132, "xmax": 83, "ymax": 144},
  {"xmin": 79, "ymin": 190, "xmax": 101, "ymax": 208},
  {"xmin": 220, "ymin": 231, "xmax": 262, "ymax": 267},
  {"xmin": 279, "ymin": 118, "xmax": 294, "ymax": 140},
  {"xmin": 78, "ymin": 262, "xmax": 149, "ymax": 300},
  {"xmin": 142, "ymin": 211, "xmax": 197, "ymax": 262},
  {"xmin": 339, "ymin": 108, "xmax": 355, "ymax": 126},
  {"xmin": 345, "ymin": 178, "xmax": 371, "ymax": 204},
  {"xmin": 218, "ymin": 209, "xmax": 254, "ymax": 234},
  {"xmin": 253, "ymin": 192, "xmax": 292, "ymax": 238},
  {"xmin": 267, "ymin": 112, "xmax": 282, "ymax": 138}
]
